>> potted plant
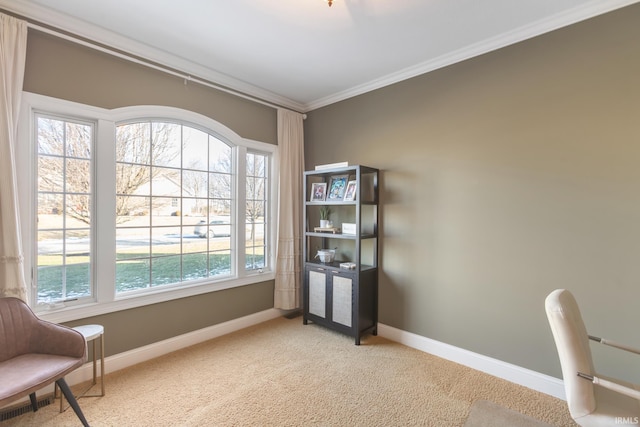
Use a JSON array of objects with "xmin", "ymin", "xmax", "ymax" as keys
[{"xmin": 319, "ymin": 205, "xmax": 332, "ymax": 228}]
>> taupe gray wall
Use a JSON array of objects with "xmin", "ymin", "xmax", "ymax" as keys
[
  {"xmin": 305, "ymin": 4, "xmax": 640, "ymax": 381},
  {"xmin": 22, "ymin": 30, "xmax": 277, "ymax": 357},
  {"xmin": 24, "ymin": 31, "xmax": 277, "ymax": 144}
]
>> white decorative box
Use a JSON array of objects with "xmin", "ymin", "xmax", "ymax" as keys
[
  {"xmin": 339, "ymin": 262, "xmax": 356, "ymax": 270},
  {"xmin": 342, "ymin": 223, "xmax": 356, "ymax": 235}
]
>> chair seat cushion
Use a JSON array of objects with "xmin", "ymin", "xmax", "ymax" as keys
[
  {"xmin": 575, "ymin": 381, "xmax": 640, "ymax": 427},
  {"xmin": 0, "ymin": 353, "xmax": 83, "ymax": 407}
]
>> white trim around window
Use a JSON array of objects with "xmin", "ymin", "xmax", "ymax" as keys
[{"xmin": 17, "ymin": 92, "xmax": 278, "ymax": 323}]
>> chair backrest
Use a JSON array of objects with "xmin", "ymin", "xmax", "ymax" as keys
[
  {"xmin": 545, "ymin": 289, "xmax": 596, "ymax": 419},
  {"xmin": 0, "ymin": 297, "xmax": 41, "ymax": 363}
]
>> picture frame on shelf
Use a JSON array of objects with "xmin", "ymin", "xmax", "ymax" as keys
[
  {"xmin": 327, "ymin": 175, "xmax": 349, "ymax": 200},
  {"xmin": 310, "ymin": 182, "xmax": 327, "ymax": 201},
  {"xmin": 343, "ymin": 180, "xmax": 357, "ymax": 201}
]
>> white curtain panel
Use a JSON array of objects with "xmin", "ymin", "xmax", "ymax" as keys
[
  {"xmin": 274, "ymin": 109, "xmax": 304, "ymax": 309},
  {"xmin": 0, "ymin": 14, "xmax": 28, "ymax": 300}
]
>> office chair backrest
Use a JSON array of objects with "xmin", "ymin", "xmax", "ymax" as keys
[{"xmin": 545, "ymin": 289, "xmax": 596, "ymax": 419}]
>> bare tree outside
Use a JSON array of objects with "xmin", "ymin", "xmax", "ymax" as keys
[
  {"xmin": 35, "ymin": 113, "xmax": 272, "ymax": 302},
  {"xmin": 181, "ymin": 125, "xmax": 209, "ymax": 216},
  {"xmin": 36, "ymin": 116, "xmax": 93, "ymax": 302},
  {"xmin": 180, "ymin": 131, "xmax": 232, "ymax": 217},
  {"xmin": 182, "ymin": 169, "xmax": 208, "ymax": 214},
  {"xmin": 208, "ymin": 171, "xmax": 232, "ymax": 216},
  {"xmin": 246, "ymin": 152, "xmax": 267, "ymax": 241},
  {"xmin": 115, "ymin": 122, "xmax": 181, "ymax": 222},
  {"xmin": 37, "ymin": 118, "xmax": 92, "ymax": 223},
  {"xmin": 37, "ymin": 120, "xmax": 181, "ymax": 224}
]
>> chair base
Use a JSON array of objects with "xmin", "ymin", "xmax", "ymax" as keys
[
  {"xmin": 56, "ymin": 378, "xmax": 90, "ymax": 427},
  {"xmin": 29, "ymin": 393, "xmax": 37, "ymax": 412}
]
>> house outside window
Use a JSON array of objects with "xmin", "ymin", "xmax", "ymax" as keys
[
  {"xmin": 114, "ymin": 121, "xmax": 236, "ymax": 294},
  {"xmin": 19, "ymin": 94, "xmax": 277, "ymax": 320}
]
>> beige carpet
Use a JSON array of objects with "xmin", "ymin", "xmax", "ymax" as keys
[{"xmin": 2, "ymin": 316, "xmax": 576, "ymax": 426}]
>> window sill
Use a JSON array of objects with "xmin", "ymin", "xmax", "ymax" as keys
[{"xmin": 36, "ymin": 272, "xmax": 275, "ymax": 324}]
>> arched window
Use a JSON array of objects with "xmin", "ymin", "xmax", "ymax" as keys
[{"xmin": 19, "ymin": 94, "xmax": 277, "ymax": 320}]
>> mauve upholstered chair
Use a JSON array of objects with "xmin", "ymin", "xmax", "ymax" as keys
[{"xmin": 0, "ymin": 297, "xmax": 89, "ymax": 426}]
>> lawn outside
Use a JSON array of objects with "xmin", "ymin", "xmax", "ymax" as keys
[{"xmin": 36, "ymin": 213, "xmax": 265, "ymax": 301}]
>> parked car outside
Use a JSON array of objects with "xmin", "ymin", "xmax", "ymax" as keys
[{"xmin": 194, "ymin": 219, "xmax": 231, "ymax": 238}]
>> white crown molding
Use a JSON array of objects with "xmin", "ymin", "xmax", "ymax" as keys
[
  {"xmin": 2, "ymin": 0, "xmax": 638, "ymax": 113},
  {"xmin": 0, "ymin": 0, "xmax": 306, "ymax": 113},
  {"xmin": 305, "ymin": 0, "xmax": 640, "ymax": 111}
]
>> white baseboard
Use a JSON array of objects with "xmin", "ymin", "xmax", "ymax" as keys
[
  {"xmin": 4, "ymin": 311, "xmax": 565, "ymax": 413},
  {"xmin": 377, "ymin": 323, "xmax": 566, "ymax": 400},
  {"xmin": 1, "ymin": 308, "xmax": 282, "ymax": 410},
  {"xmin": 62, "ymin": 311, "xmax": 564, "ymax": 403},
  {"xmin": 64, "ymin": 308, "xmax": 282, "ymax": 388}
]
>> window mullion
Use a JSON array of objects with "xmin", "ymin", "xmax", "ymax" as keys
[
  {"xmin": 95, "ymin": 119, "xmax": 117, "ymax": 303},
  {"xmin": 236, "ymin": 146, "xmax": 247, "ymax": 277}
]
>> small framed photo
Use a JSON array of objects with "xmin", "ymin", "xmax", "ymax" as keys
[
  {"xmin": 343, "ymin": 180, "xmax": 357, "ymax": 201},
  {"xmin": 327, "ymin": 175, "xmax": 349, "ymax": 200},
  {"xmin": 310, "ymin": 182, "xmax": 327, "ymax": 201}
]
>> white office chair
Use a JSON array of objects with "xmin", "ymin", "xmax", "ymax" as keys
[{"xmin": 545, "ymin": 289, "xmax": 640, "ymax": 426}]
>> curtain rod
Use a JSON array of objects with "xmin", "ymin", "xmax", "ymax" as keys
[{"xmin": 25, "ymin": 21, "xmax": 306, "ymax": 117}]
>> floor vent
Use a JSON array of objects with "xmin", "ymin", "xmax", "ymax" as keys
[{"xmin": 0, "ymin": 395, "xmax": 54, "ymax": 421}]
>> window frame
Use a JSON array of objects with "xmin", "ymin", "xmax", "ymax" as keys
[
  {"xmin": 18, "ymin": 92, "xmax": 278, "ymax": 324},
  {"xmin": 33, "ymin": 112, "xmax": 97, "ymax": 306}
]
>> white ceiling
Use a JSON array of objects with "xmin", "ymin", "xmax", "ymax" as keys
[{"xmin": 1, "ymin": 0, "xmax": 637, "ymax": 112}]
